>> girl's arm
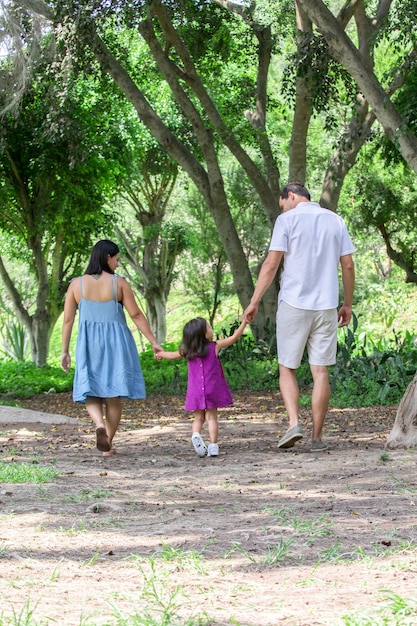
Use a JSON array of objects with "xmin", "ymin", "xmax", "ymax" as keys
[
  {"xmin": 156, "ymin": 350, "xmax": 182, "ymax": 361},
  {"xmin": 215, "ymin": 319, "xmax": 247, "ymax": 353}
]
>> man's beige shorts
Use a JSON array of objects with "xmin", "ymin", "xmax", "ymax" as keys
[{"xmin": 276, "ymin": 301, "xmax": 338, "ymax": 369}]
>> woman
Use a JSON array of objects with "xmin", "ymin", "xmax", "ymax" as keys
[{"xmin": 61, "ymin": 239, "xmax": 161, "ymax": 456}]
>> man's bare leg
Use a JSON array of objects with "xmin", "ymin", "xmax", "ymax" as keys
[
  {"xmin": 310, "ymin": 364, "xmax": 330, "ymax": 441},
  {"xmin": 279, "ymin": 364, "xmax": 300, "ymax": 430}
]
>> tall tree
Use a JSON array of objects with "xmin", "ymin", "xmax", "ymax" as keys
[
  {"xmin": 4, "ymin": 0, "xmax": 281, "ymax": 336},
  {"xmin": 0, "ymin": 54, "xmax": 130, "ymax": 364},
  {"xmin": 3, "ymin": 0, "xmax": 417, "ymax": 333},
  {"xmin": 115, "ymin": 146, "xmax": 186, "ymax": 342},
  {"xmin": 295, "ymin": 0, "xmax": 417, "ymax": 205}
]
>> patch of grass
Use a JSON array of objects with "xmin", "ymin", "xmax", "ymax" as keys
[
  {"xmin": 81, "ymin": 551, "xmax": 100, "ymax": 567},
  {"xmin": 317, "ymin": 539, "xmax": 346, "ymax": 563},
  {"xmin": 87, "ymin": 517, "xmax": 123, "ymax": 529},
  {"xmin": 57, "ymin": 521, "xmax": 87, "ymax": 535},
  {"xmin": 262, "ymin": 508, "xmax": 333, "ymax": 541},
  {"xmin": 36, "ymin": 486, "xmax": 52, "ymax": 499},
  {"xmin": 110, "ymin": 557, "xmax": 213, "ymax": 625},
  {"xmin": 0, "ymin": 599, "xmax": 42, "ymax": 626},
  {"xmin": 0, "ymin": 542, "xmax": 9, "ymax": 558},
  {"xmin": 63, "ymin": 488, "xmax": 110, "ymax": 503},
  {"xmin": 379, "ymin": 451, "xmax": 391, "ymax": 463},
  {"xmin": 223, "ymin": 542, "xmax": 257, "ymax": 564},
  {"xmin": 341, "ymin": 589, "xmax": 417, "ymax": 625},
  {"xmin": 152, "ymin": 543, "xmax": 208, "ymax": 575},
  {"xmin": 0, "ymin": 462, "xmax": 59, "ymax": 484},
  {"xmin": 388, "ymin": 474, "xmax": 417, "ymax": 494},
  {"xmin": 262, "ymin": 537, "xmax": 294, "ymax": 565}
]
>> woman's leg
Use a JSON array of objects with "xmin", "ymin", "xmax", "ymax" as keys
[
  {"xmin": 86, "ymin": 397, "xmax": 105, "ymax": 427},
  {"xmin": 86, "ymin": 397, "xmax": 110, "ymax": 451},
  {"xmin": 104, "ymin": 397, "xmax": 122, "ymax": 448}
]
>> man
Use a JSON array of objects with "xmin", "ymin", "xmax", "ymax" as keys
[{"xmin": 243, "ymin": 182, "xmax": 355, "ymax": 451}]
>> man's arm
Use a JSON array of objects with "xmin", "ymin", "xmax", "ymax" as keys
[
  {"xmin": 243, "ymin": 250, "xmax": 283, "ymax": 323},
  {"xmin": 338, "ymin": 253, "xmax": 355, "ymax": 327}
]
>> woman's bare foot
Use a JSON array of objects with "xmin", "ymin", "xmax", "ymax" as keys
[
  {"xmin": 96, "ymin": 428, "xmax": 110, "ymax": 452},
  {"xmin": 102, "ymin": 448, "xmax": 116, "ymax": 457}
]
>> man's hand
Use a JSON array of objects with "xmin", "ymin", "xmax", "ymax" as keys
[
  {"xmin": 338, "ymin": 304, "xmax": 352, "ymax": 328},
  {"xmin": 243, "ymin": 302, "xmax": 259, "ymax": 324}
]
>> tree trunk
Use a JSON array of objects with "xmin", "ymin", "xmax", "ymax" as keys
[
  {"xmin": 30, "ymin": 309, "xmax": 50, "ymax": 366},
  {"xmin": 146, "ymin": 294, "xmax": 167, "ymax": 343},
  {"xmin": 386, "ymin": 373, "xmax": 417, "ymax": 449},
  {"xmin": 84, "ymin": 19, "xmax": 276, "ymax": 335},
  {"xmin": 289, "ymin": 3, "xmax": 313, "ymax": 185}
]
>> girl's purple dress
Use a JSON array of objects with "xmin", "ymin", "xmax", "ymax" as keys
[{"xmin": 185, "ymin": 342, "xmax": 233, "ymax": 411}]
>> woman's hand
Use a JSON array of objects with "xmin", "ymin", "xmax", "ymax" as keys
[{"xmin": 61, "ymin": 352, "xmax": 71, "ymax": 373}]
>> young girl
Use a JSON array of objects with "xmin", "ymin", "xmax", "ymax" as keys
[{"xmin": 157, "ymin": 317, "xmax": 247, "ymax": 457}]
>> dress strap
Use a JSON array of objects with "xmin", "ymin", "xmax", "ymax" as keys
[
  {"xmin": 111, "ymin": 274, "xmax": 119, "ymax": 303},
  {"xmin": 79, "ymin": 276, "xmax": 83, "ymax": 299}
]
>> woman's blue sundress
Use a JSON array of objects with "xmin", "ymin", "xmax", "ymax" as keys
[{"xmin": 72, "ymin": 274, "xmax": 146, "ymax": 403}]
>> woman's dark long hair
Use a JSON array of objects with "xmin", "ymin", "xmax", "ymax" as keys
[
  {"xmin": 180, "ymin": 317, "xmax": 210, "ymax": 361},
  {"xmin": 85, "ymin": 240, "xmax": 119, "ymax": 275}
]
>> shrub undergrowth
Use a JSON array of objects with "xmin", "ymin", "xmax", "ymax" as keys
[{"xmin": 0, "ymin": 320, "xmax": 416, "ymax": 408}]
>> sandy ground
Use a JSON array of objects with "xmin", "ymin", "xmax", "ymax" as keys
[{"xmin": 0, "ymin": 392, "xmax": 416, "ymax": 625}]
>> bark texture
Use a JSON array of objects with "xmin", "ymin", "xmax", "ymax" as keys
[{"xmin": 386, "ymin": 373, "xmax": 417, "ymax": 449}]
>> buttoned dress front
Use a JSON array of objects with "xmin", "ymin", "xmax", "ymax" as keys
[{"xmin": 184, "ymin": 342, "xmax": 233, "ymax": 411}]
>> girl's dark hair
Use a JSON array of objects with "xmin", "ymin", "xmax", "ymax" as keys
[
  {"xmin": 180, "ymin": 317, "xmax": 210, "ymax": 361},
  {"xmin": 85, "ymin": 240, "xmax": 119, "ymax": 275}
]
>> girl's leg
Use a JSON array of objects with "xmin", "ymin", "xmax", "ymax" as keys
[
  {"xmin": 192, "ymin": 410, "xmax": 205, "ymax": 434},
  {"xmin": 191, "ymin": 410, "xmax": 207, "ymax": 456},
  {"xmin": 86, "ymin": 397, "xmax": 110, "ymax": 452},
  {"xmin": 206, "ymin": 408, "xmax": 218, "ymax": 443},
  {"xmin": 104, "ymin": 397, "xmax": 122, "ymax": 448}
]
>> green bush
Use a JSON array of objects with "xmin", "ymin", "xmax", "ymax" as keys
[
  {"xmin": 330, "ymin": 318, "xmax": 417, "ymax": 406},
  {"xmin": 0, "ymin": 361, "xmax": 74, "ymax": 399},
  {"xmin": 1, "ymin": 321, "xmax": 416, "ymax": 409}
]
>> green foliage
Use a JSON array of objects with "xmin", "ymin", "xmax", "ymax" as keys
[
  {"xmin": 331, "ymin": 323, "xmax": 417, "ymax": 406},
  {"xmin": 0, "ymin": 362, "xmax": 73, "ymax": 399},
  {"xmin": 0, "ymin": 462, "xmax": 59, "ymax": 483},
  {"xmin": 1, "ymin": 318, "xmax": 417, "ymax": 409},
  {"xmin": 0, "ymin": 320, "xmax": 30, "ymax": 361},
  {"xmin": 283, "ymin": 30, "xmax": 356, "ymax": 131},
  {"xmin": 142, "ymin": 347, "xmax": 188, "ymax": 396},
  {"xmin": 220, "ymin": 319, "xmax": 278, "ymax": 391}
]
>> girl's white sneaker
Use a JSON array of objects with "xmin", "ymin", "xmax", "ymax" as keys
[
  {"xmin": 191, "ymin": 433, "xmax": 207, "ymax": 457},
  {"xmin": 207, "ymin": 443, "xmax": 219, "ymax": 457}
]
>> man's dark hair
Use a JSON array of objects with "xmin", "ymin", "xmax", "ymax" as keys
[{"xmin": 279, "ymin": 182, "xmax": 311, "ymax": 201}]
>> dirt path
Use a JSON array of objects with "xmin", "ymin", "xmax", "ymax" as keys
[{"xmin": 0, "ymin": 392, "xmax": 416, "ymax": 625}]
